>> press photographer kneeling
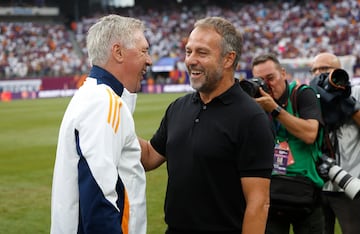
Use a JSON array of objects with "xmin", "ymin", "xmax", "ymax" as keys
[
  {"xmin": 248, "ymin": 53, "xmax": 325, "ymax": 234},
  {"xmin": 310, "ymin": 52, "xmax": 360, "ymax": 234}
]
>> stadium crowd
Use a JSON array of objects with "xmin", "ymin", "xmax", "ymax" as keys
[
  {"xmin": 0, "ymin": 22, "xmax": 87, "ymax": 79},
  {"xmin": 1, "ymin": 0, "xmax": 360, "ymax": 80}
]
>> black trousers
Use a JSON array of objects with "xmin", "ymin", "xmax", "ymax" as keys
[
  {"xmin": 322, "ymin": 191, "xmax": 360, "ymax": 234},
  {"xmin": 265, "ymin": 205, "xmax": 324, "ymax": 234}
]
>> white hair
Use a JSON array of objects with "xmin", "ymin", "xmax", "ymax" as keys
[{"xmin": 86, "ymin": 14, "xmax": 145, "ymax": 66}]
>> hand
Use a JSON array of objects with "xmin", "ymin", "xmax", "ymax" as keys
[
  {"xmin": 255, "ymin": 88, "xmax": 278, "ymax": 113},
  {"xmin": 317, "ymin": 155, "xmax": 336, "ymax": 181},
  {"xmin": 340, "ymin": 96, "xmax": 360, "ymax": 117}
]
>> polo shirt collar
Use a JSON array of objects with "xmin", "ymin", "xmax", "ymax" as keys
[{"xmin": 191, "ymin": 82, "xmax": 238, "ymax": 105}]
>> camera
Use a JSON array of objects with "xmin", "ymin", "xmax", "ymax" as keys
[
  {"xmin": 310, "ymin": 68, "xmax": 351, "ymax": 101},
  {"xmin": 310, "ymin": 68, "xmax": 354, "ymax": 129},
  {"xmin": 318, "ymin": 154, "xmax": 360, "ymax": 200},
  {"xmin": 239, "ymin": 77, "xmax": 270, "ymax": 98}
]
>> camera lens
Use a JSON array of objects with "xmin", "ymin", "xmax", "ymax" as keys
[
  {"xmin": 329, "ymin": 69, "xmax": 349, "ymax": 89},
  {"xmin": 239, "ymin": 77, "xmax": 270, "ymax": 98},
  {"xmin": 239, "ymin": 79, "xmax": 261, "ymax": 98},
  {"xmin": 328, "ymin": 165, "xmax": 360, "ymax": 199}
]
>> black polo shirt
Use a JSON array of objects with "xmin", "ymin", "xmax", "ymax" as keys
[{"xmin": 150, "ymin": 82, "xmax": 274, "ymax": 233}]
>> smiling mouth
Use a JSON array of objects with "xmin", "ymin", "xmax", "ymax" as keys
[{"xmin": 190, "ymin": 70, "xmax": 203, "ymax": 78}]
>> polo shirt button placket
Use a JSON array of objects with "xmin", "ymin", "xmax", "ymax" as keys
[{"xmin": 195, "ymin": 105, "xmax": 207, "ymax": 123}]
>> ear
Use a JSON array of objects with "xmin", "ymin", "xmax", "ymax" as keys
[
  {"xmin": 223, "ymin": 51, "xmax": 236, "ymax": 69},
  {"xmin": 280, "ymin": 67, "xmax": 287, "ymax": 80},
  {"xmin": 112, "ymin": 43, "xmax": 124, "ymax": 63}
]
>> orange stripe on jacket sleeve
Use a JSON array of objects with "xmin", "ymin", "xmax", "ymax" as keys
[
  {"xmin": 121, "ymin": 190, "xmax": 130, "ymax": 234},
  {"xmin": 106, "ymin": 89, "xmax": 113, "ymax": 124},
  {"xmin": 114, "ymin": 102, "xmax": 122, "ymax": 133},
  {"xmin": 106, "ymin": 88, "xmax": 123, "ymax": 133},
  {"xmin": 112, "ymin": 98, "xmax": 119, "ymax": 129}
]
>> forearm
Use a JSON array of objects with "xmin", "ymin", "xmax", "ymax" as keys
[
  {"xmin": 276, "ymin": 109, "xmax": 319, "ymax": 144},
  {"xmin": 256, "ymin": 93, "xmax": 319, "ymax": 144},
  {"xmin": 241, "ymin": 177, "xmax": 270, "ymax": 234},
  {"xmin": 138, "ymin": 137, "xmax": 165, "ymax": 171},
  {"xmin": 138, "ymin": 137, "xmax": 153, "ymax": 171},
  {"xmin": 242, "ymin": 203, "xmax": 269, "ymax": 234}
]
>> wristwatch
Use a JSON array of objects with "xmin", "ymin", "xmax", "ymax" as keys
[{"xmin": 271, "ymin": 105, "xmax": 282, "ymax": 118}]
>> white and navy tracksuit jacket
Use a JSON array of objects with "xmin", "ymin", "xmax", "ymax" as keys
[{"xmin": 51, "ymin": 66, "xmax": 146, "ymax": 234}]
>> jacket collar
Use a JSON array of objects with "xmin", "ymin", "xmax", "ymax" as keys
[{"xmin": 89, "ymin": 65, "xmax": 124, "ymax": 97}]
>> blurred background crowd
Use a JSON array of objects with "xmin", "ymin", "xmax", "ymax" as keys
[{"xmin": 1, "ymin": 0, "xmax": 360, "ymax": 83}]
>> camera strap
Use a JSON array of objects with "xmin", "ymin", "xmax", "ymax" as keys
[
  {"xmin": 290, "ymin": 84, "xmax": 306, "ymax": 116},
  {"xmin": 324, "ymin": 128, "xmax": 336, "ymax": 159}
]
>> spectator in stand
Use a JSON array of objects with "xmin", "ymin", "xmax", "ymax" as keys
[
  {"xmin": 3, "ymin": 0, "xmax": 360, "ymax": 79},
  {"xmin": 139, "ymin": 16, "xmax": 274, "ymax": 234},
  {"xmin": 0, "ymin": 22, "xmax": 84, "ymax": 79},
  {"xmin": 310, "ymin": 52, "xmax": 360, "ymax": 234},
  {"xmin": 51, "ymin": 14, "xmax": 152, "ymax": 234}
]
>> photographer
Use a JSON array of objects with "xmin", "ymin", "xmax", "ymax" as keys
[
  {"xmin": 310, "ymin": 52, "xmax": 360, "ymax": 234},
  {"xmin": 251, "ymin": 53, "xmax": 324, "ymax": 234}
]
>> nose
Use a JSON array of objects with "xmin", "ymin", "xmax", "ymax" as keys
[
  {"xmin": 146, "ymin": 53, "xmax": 152, "ymax": 65},
  {"xmin": 185, "ymin": 53, "xmax": 197, "ymax": 66}
]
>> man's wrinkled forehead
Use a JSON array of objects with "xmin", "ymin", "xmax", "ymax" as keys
[{"xmin": 186, "ymin": 27, "xmax": 220, "ymax": 49}]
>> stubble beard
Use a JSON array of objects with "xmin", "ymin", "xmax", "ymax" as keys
[{"xmin": 190, "ymin": 66, "xmax": 223, "ymax": 93}]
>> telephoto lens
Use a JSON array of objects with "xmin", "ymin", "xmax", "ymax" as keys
[
  {"xmin": 328, "ymin": 69, "xmax": 349, "ymax": 90},
  {"xmin": 328, "ymin": 165, "xmax": 360, "ymax": 200}
]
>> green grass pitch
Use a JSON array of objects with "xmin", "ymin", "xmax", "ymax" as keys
[
  {"xmin": 0, "ymin": 93, "xmax": 341, "ymax": 234},
  {"xmin": 0, "ymin": 93, "xmax": 183, "ymax": 234}
]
